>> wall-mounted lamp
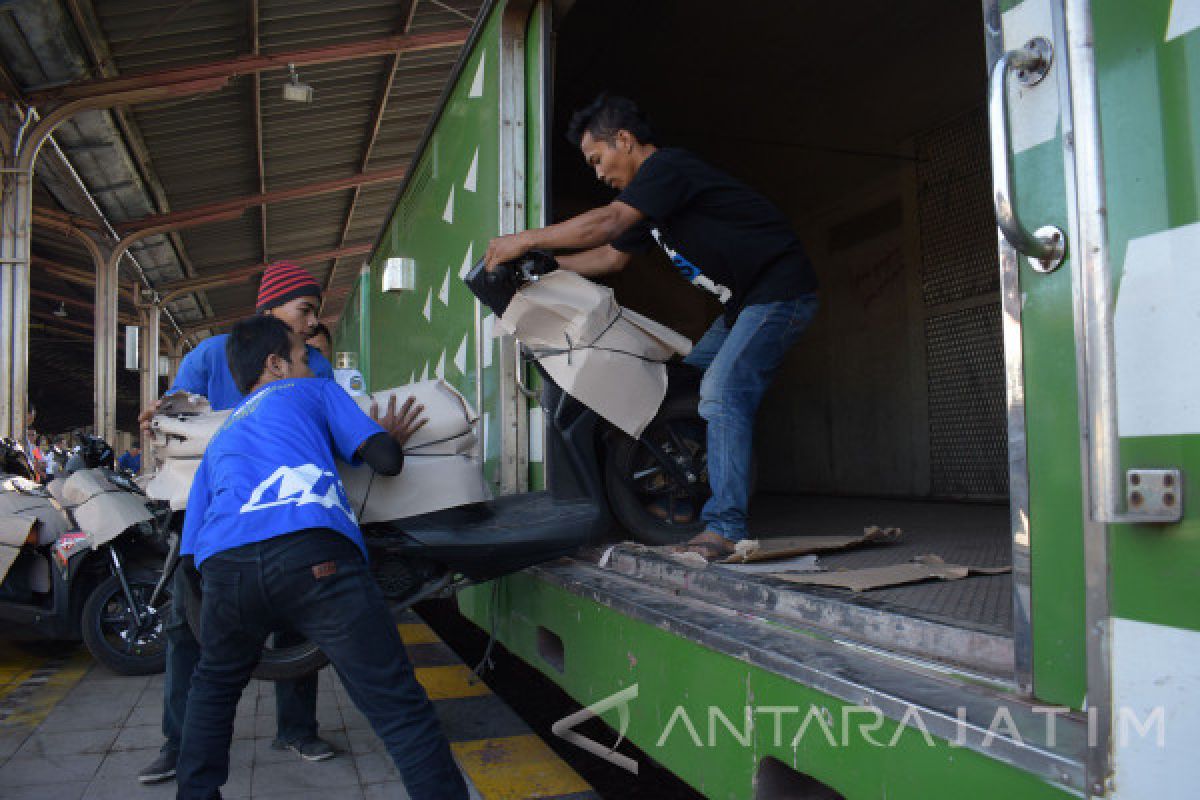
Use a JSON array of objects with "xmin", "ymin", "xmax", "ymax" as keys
[
  {"xmin": 382, "ymin": 257, "xmax": 417, "ymax": 292},
  {"xmin": 283, "ymin": 63, "xmax": 314, "ymax": 103},
  {"xmin": 53, "ymin": 301, "xmax": 67, "ymax": 318}
]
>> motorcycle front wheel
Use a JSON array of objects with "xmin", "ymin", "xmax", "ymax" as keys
[
  {"xmin": 81, "ymin": 570, "xmax": 167, "ymax": 675},
  {"xmin": 605, "ymin": 394, "xmax": 710, "ymax": 546}
]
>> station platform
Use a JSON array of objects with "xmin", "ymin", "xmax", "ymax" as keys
[{"xmin": 0, "ymin": 613, "xmax": 598, "ymax": 799}]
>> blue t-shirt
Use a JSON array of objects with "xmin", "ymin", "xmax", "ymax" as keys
[
  {"xmin": 169, "ymin": 334, "xmax": 333, "ymax": 411},
  {"xmin": 181, "ymin": 378, "xmax": 383, "ymax": 565},
  {"xmin": 117, "ymin": 452, "xmax": 141, "ymax": 472}
]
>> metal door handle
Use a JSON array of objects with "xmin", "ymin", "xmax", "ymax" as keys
[{"xmin": 989, "ymin": 36, "xmax": 1066, "ymax": 273}]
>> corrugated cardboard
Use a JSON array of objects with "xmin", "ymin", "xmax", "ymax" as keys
[
  {"xmin": 145, "ymin": 457, "xmax": 203, "ymax": 511},
  {"xmin": 721, "ymin": 526, "xmax": 902, "ymax": 563},
  {"xmin": 496, "ymin": 270, "xmax": 692, "ymax": 438},
  {"xmin": 770, "ymin": 554, "xmax": 1011, "ymax": 592},
  {"xmin": 341, "ymin": 380, "xmax": 490, "ymax": 523},
  {"xmin": 0, "ymin": 481, "xmax": 70, "ymax": 545},
  {"xmin": 0, "ymin": 514, "xmax": 37, "ymax": 583},
  {"xmin": 148, "ymin": 380, "xmax": 491, "ymax": 522},
  {"xmin": 62, "ymin": 468, "xmax": 153, "ymax": 546}
]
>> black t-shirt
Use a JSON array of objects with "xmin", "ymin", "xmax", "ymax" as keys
[{"xmin": 612, "ymin": 148, "xmax": 818, "ymax": 323}]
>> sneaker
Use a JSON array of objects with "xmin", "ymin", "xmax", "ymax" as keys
[
  {"xmin": 137, "ymin": 749, "xmax": 178, "ymax": 784},
  {"xmin": 272, "ymin": 735, "xmax": 336, "ymax": 762}
]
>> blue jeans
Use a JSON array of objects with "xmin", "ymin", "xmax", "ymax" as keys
[
  {"xmin": 162, "ymin": 564, "xmax": 318, "ymax": 754},
  {"xmin": 683, "ymin": 294, "xmax": 818, "ymax": 541},
  {"xmin": 175, "ymin": 530, "xmax": 466, "ymax": 800}
]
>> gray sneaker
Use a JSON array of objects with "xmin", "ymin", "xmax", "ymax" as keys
[
  {"xmin": 272, "ymin": 735, "xmax": 336, "ymax": 762},
  {"xmin": 138, "ymin": 749, "xmax": 177, "ymax": 784}
]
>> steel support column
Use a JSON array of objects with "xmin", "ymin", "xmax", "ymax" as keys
[
  {"xmin": 137, "ymin": 296, "xmax": 160, "ymax": 474},
  {"xmin": 0, "ymin": 78, "xmax": 228, "ymax": 441}
]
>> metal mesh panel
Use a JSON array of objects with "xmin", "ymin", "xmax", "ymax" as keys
[
  {"xmin": 917, "ymin": 110, "xmax": 999, "ymax": 307},
  {"xmin": 925, "ymin": 304, "xmax": 1008, "ymax": 499},
  {"xmin": 918, "ymin": 110, "xmax": 1009, "ymax": 500}
]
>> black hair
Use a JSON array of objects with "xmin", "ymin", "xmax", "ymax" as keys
[
  {"xmin": 226, "ymin": 315, "xmax": 294, "ymax": 395},
  {"xmin": 310, "ymin": 322, "xmax": 332, "ymax": 341},
  {"xmin": 566, "ymin": 94, "xmax": 657, "ymax": 148}
]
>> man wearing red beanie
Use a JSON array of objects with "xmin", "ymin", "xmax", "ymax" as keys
[{"xmin": 137, "ymin": 262, "xmax": 337, "ymax": 784}]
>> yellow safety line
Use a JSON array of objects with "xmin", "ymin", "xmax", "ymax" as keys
[
  {"xmin": 405, "ymin": 616, "xmax": 594, "ymax": 798},
  {"xmin": 397, "ymin": 622, "xmax": 441, "ymax": 645},
  {"xmin": 0, "ymin": 648, "xmax": 92, "ymax": 729},
  {"xmin": 452, "ymin": 734, "xmax": 593, "ymax": 799},
  {"xmin": 414, "ymin": 664, "xmax": 493, "ymax": 700}
]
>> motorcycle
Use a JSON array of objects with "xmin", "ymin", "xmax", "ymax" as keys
[
  {"xmin": 469, "ymin": 250, "xmax": 711, "ymax": 545},
  {"xmin": 0, "ymin": 435, "xmax": 173, "ymax": 675},
  {"xmin": 162, "ymin": 251, "xmax": 710, "ymax": 680}
]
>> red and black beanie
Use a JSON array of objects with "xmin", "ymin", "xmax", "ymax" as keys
[{"xmin": 255, "ymin": 261, "xmax": 322, "ymax": 313}]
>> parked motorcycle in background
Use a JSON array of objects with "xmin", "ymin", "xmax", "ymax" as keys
[{"xmin": 0, "ymin": 435, "xmax": 173, "ymax": 675}]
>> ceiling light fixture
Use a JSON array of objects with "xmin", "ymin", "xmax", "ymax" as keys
[{"xmin": 283, "ymin": 63, "xmax": 314, "ymax": 104}]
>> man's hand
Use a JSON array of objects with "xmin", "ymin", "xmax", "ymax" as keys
[
  {"xmin": 371, "ymin": 394, "xmax": 428, "ymax": 449},
  {"xmin": 484, "ymin": 231, "xmax": 534, "ymax": 272},
  {"xmin": 138, "ymin": 399, "xmax": 162, "ymax": 437}
]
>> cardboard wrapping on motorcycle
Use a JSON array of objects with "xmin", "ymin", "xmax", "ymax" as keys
[
  {"xmin": 0, "ymin": 479, "xmax": 70, "ymax": 545},
  {"xmin": 147, "ymin": 380, "xmax": 490, "ymax": 521},
  {"xmin": 495, "ymin": 271, "xmax": 692, "ymax": 439},
  {"xmin": 0, "ymin": 514, "xmax": 37, "ymax": 582},
  {"xmin": 145, "ymin": 457, "xmax": 203, "ymax": 511},
  {"xmin": 62, "ymin": 468, "xmax": 153, "ymax": 546},
  {"xmin": 154, "ymin": 410, "xmax": 224, "ymax": 459},
  {"xmin": 340, "ymin": 380, "xmax": 491, "ymax": 523}
]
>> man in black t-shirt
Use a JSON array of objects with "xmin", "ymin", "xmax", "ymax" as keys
[{"xmin": 485, "ymin": 94, "xmax": 818, "ymax": 560}]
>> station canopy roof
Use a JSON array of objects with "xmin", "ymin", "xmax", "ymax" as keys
[{"xmin": 0, "ymin": 0, "xmax": 482, "ymax": 430}]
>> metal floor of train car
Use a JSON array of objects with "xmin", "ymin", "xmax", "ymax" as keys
[{"xmin": 592, "ymin": 494, "xmax": 1014, "ymax": 678}]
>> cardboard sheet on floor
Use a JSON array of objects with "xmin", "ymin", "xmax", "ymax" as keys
[
  {"xmin": 496, "ymin": 270, "xmax": 692, "ymax": 439},
  {"xmin": 714, "ymin": 554, "xmax": 821, "ymax": 574},
  {"xmin": 720, "ymin": 526, "xmax": 902, "ymax": 564},
  {"xmin": 770, "ymin": 554, "xmax": 1011, "ymax": 592}
]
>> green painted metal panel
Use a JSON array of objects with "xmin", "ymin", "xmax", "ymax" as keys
[
  {"xmin": 1002, "ymin": 14, "xmax": 1086, "ymax": 706},
  {"xmin": 1094, "ymin": 0, "xmax": 1200, "ymax": 633},
  {"xmin": 459, "ymin": 577, "xmax": 1075, "ymax": 800},
  {"xmin": 333, "ymin": 273, "xmax": 363, "ymax": 364},
  {"xmin": 366, "ymin": 5, "xmax": 505, "ymax": 485}
]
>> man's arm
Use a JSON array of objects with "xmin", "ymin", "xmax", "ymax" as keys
[
  {"xmin": 484, "ymin": 201, "xmax": 644, "ymax": 270},
  {"xmin": 556, "ymin": 245, "xmax": 633, "ymax": 278}
]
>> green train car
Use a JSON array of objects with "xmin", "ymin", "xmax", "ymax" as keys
[{"xmin": 335, "ymin": 1, "xmax": 1199, "ymax": 796}]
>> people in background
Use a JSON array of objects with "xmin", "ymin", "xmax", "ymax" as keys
[{"xmin": 117, "ymin": 443, "xmax": 142, "ymax": 474}]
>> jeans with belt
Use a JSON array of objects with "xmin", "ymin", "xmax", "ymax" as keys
[
  {"xmin": 175, "ymin": 529, "xmax": 467, "ymax": 800},
  {"xmin": 683, "ymin": 294, "xmax": 818, "ymax": 542}
]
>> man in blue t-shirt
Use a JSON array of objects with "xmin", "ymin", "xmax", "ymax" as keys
[
  {"xmin": 137, "ymin": 262, "xmax": 338, "ymax": 785},
  {"xmin": 116, "ymin": 444, "xmax": 141, "ymax": 474},
  {"xmin": 175, "ymin": 315, "xmax": 464, "ymax": 800}
]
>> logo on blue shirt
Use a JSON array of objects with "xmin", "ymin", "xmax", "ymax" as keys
[{"xmin": 239, "ymin": 463, "xmax": 355, "ymax": 522}]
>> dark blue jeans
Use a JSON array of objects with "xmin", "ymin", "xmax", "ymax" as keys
[
  {"xmin": 175, "ymin": 530, "xmax": 466, "ymax": 800},
  {"xmin": 162, "ymin": 562, "xmax": 317, "ymax": 753},
  {"xmin": 683, "ymin": 294, "xmax": 818, "ymax": 541}
]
